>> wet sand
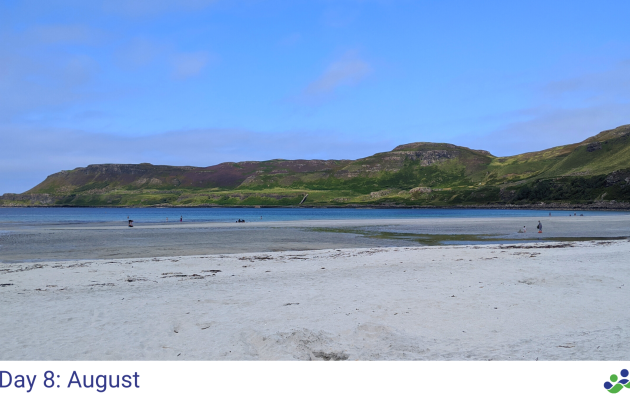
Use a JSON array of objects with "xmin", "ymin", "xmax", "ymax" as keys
[{"xmin": 1, "ymin": 215, "xmax": 629, "ymax": 262}]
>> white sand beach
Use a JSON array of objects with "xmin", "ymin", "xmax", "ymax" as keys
[{"xmin": 1, "ymin": 229, "xmax": 629, "ymax": 360}]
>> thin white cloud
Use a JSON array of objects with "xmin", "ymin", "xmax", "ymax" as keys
[
  {"xmin": 540, "ymin": 61, "xmax": 630, "ymax": 103},
  {"xmin": 171, "ymin": 51, "xmax": 211, "ymax": 80},
  {"xmin": 0, "ymin": 23, "xmax": 217, "ymax": 121},
  {"xmin": 300, "ymin": 51, "xmax": 372, "ymax": 102},
  {"xmin": 115, "ymin": 37, "xmax": 164, "ymax": 69},
  {"xmin": 454, "ymin": 58, "xmax": 630, "ymax": 156},
  {"xmin": 0, "ymin": 24, "xmax": 106, "ymax": 120},
  {"xmin": 102, "ymin": 0, "xmax": 219, "ymax": 17},
  {"xmin": 458, "ymin": 104, "xmax": 630, "ymax": 157},
  {"xmin": 26, "ymin": 24, "xmax": 98, "ymax": 45},
  {"xmin": 0, "ymin": 51, "xmax": 99, "ymax": 120},
  {"xmin": 72, "ymin": 110, "xmax": 110, "ymax": 121}
]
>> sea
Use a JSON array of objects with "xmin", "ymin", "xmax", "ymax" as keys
[{"xmin": 0, "ymin": 207, "xmax": 626, "ymax": 226}]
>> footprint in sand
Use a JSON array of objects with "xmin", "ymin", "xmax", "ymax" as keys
[{"xmin": 197, "ymin": 322, "xmax": 213, "ymax": 330}]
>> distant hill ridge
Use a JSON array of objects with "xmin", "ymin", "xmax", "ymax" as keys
[{"xmin": 3, "ymin": 124, "xmax": 630, "ymax": 208}]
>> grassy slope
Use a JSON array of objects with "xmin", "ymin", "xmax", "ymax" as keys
[{"xmin": 3, "ymin": 125, "xmax": 630, "ymax": 207}]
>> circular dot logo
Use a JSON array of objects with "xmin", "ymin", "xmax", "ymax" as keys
[{"xmin": 604, "ymin": 369, "xmax": 630, "ymax": 393}]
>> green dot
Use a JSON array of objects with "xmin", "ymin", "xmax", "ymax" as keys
[{"xmin": 611, "ymin": 374, "xmax": 618, "ymax": 383}]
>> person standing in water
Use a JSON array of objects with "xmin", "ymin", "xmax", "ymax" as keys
[
  {"xmin": 180, "ymin": 216, "xmax": 183, "ymax": 222},
  {"xmin": 537, "ymin": 221, "xmax": 542, "ymax": 233}
]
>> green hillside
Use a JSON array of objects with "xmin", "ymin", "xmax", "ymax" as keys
[{"xmin": 2, "ymin": 124, "xmax": 630, "ymax": 208}]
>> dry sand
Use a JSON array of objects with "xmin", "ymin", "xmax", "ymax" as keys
[{"xmin": 1, "ymin": 231, "xmax": 629, "ymax": 360}]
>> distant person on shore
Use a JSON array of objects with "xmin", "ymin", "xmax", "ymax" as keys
[
  {"xmin": 518, "ymin": 226, "xmax": 526, "ymax": 233},
  {"xmin": 128, "ymin": 219, "xmax": 133, "ymax": 227},
  {"xmin": 180, "ymin": 216, "xmax": 183, "ymax": 222},
  {"xmin": 537, "ymin": 221, "xmax": 542, "ymax": 233},
  {"xmin": 549, "ymin": 212, "xmax": 551, "ymax": 216}
]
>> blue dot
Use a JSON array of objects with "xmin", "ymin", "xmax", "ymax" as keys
[
  {"xmin": 604, "ymin": 382, "xmax": 613, "ymax": 390},
  {"xmin": 621, "ymin": 369, "xmax": 629, "ymax": 378}
]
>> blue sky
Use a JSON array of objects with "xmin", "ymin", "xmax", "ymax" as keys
[{"xmin": 1, "ymin": 0, "xmax": 630, "ymax": 193}]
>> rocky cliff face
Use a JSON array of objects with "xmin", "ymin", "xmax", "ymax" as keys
[
  {"xmin": 605, "ymin": 170, "xmax": 630, "ymax": 187},
  {"xmin": 387, "ymin": 150, "xmax": 460, "ymax": 166},
  {"xmin": 333, "ymin": 149, "xmax": 465, "ymax": 179},
  {"xmin": 393, "ymin": 142, "xmax": 493, "ymax": 157},
  {"xmin": 82, "ymin": 163, "xmax": 194, "ymax": 174}
]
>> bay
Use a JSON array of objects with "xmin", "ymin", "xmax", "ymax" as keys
[{"xmin": 0, "ymin": 206, "xmax": 625, "ymax": 226}]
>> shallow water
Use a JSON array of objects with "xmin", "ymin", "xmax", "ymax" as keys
[
  {"xmin": 1, "ymin": 209, "xmax": 629, "ymax": 262},
  {"xmin": 309, "ymin": 227, "xmax": 629, "ymax": 246},
  {"xmin": 0, "ymin": 207, "xmax": 625, "ymax": 226}
]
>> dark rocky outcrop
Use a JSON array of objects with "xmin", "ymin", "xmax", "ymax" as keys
[
  {"xmin": 587, "ymin": 142, "xmax": 602, "ymax": 152},
  {"xmin": 605, "ymin": 169, "xmax": 630, "ymax": 187}
]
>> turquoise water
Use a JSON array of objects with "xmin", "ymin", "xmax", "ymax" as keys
[{"xmin": 0, "ymin": 207, "xmax": 625, "ymax": 226}]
